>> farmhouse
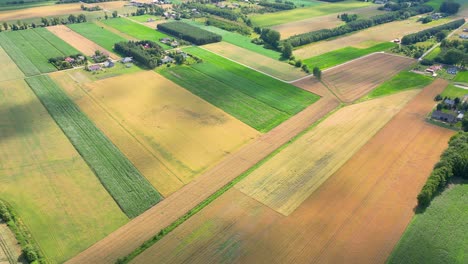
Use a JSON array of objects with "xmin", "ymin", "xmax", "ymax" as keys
[
  {"xmin": 87, "ymin": 64, "xmax": 102, "ymax": 71},
  {"xmin": 457, "ymin": 113, "xmax": 464, "ymax": 120},
  {"xmin": 103, "ymin": 59, "xmax": 115, "ymax": 68},
  {"xmin": 459, "ymin": 34, "xmax": 468, "ymax": 40},
  {"xmin": 444, "ymin": 98, "xmax": 455, "ymax": 108},
  {"xmin": 121, "ymin": 57, "xmax": 133, "ymax": 63},
  {"xmin": 431, "ymin": 110, "xmax": 456, "ymax": 123},
  {"xmin": 447, "ymin": 67, "xmax": 457, "ymax": 75},
  {"xmin": 161, "ymin": 55, "xmax": 173, "ymax": 64}
]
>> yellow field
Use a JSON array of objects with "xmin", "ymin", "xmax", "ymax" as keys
[
  {"xmin": 202, "ymin": 42, "xmax": 307, "ymax": 81},
  {"xmin": 294, "ymin": 17, "xmax": 454, "ymax": 59},
  {"xmin": 0, "ymin": 79, "xmax": 128, "ymax": 263},
  {"xmin": 0, "ymin": 47, "xmax": 24, "ymax": 82},
  {"xmin": 236, "ymin": 89, "xmax": 420, "ymax": 216},
  {"xmin": 51, "ymin": 71, "xmax": 259, "ymax": 197}
]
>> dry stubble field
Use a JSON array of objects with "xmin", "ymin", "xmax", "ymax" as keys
[
  {"xmin": 0, "ymin": 79, "xmax": 127, "ymax": 263},
  {"xmin": 51, "ymin": 70, "xmax": 259, "ymax": 197},
  {"xmin": 293, "ymin": 17, "xmax": 454, "ymax": 59},
  {"xmin": 67, "ymin": 79, "xmax": 339, "ymax": 264},
  {"xmin": 131, "ymin": 79, "xmax": 452, "ymax": 264},
  {"xmin": 0, "ymin": 47, "xmax": 23, "ymax": 82},
  {"xmin": 47, "ymin": 25, "xmax": 120, "ymax": 59},
  {"xmin": 236, "ymin": 89, "xmax": 419, "ymax": 216},
  {"xmin": 202, "ymin": 42, "xmax": 307, "ymax": 81},
  {"xmin": 322, "ymin": 53, "xmax": 414, "ymax": 102}
]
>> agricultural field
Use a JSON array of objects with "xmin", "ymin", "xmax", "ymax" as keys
[
  {"xmin": 0, "ymin": 2, "xmax": 81, "ymax": 21},
  {"xmin": 0, "ymin": 221, "xmax": 23, "ymax": 263},
  {"xmin": 67, "ymin": 22, "xmax": 128, "ymax": 52},
  {"xmin": 159, "ymin": 47, "xmax": 320, "ymax": 132},
  {"xmin": 202, "ymin": 42, "xmax": 306, "ymax": 81},
  {"xmin": 0, "ymin": 0, "xmax": 54, "ymax": 11},
  {"xmin": 454, "ymin": 71, "xmax": 468, "ymax": 84},
  {"xmin": 236, "ymin": 90, "xmax": 419, "ymax": 216},
  {"xmin": 25, "ymin": 75, "xmax": 162, "ymax": 218},
  {"xmin": 440, "ymin": 83, "xmax": 468, "ymax": 98},
  {"xmin": 47, "ymin": 25, "xmax": 120, "ymax": 59},
  {"xmin": 101, "ymin": 18, "xmax": 172, "ymax": 49},
  {"xmin": 51, "ymin": 70, "xmax": 259, "ymax": 197},
  {"xmin": 425, "ymin": 46, "xmax": 441, "ymax": 60},
  {"xmin": 272, "ymin": 5, "xmax": 383, "ymax": 39},
  {"xmin": 294, "ymin": 17, "xmax": 454, "ymax": 59},
  {"xmin": 0, "ymin": 28, "xmax": 79, "ymax": 75},
  {"xmin": 249, "ymin": 0, "xmax": 372, "ymax": 27},
  {"xmin": 364, "ymin": 71, "xmax": 433, "ymax": 99},
  {"xmin": 182, "ymin": 19, "xmax": 281, "ymax": 59},
  {"xmin": 322, "ymin": 53, "xmax": 415, "ymax": 102},
  {"xmin": 303, "ymin": 42, "xmax": 395, "ymax": 70},
  {"xmin": 0, "ymin": 79, "xmax": 128, "ymax": 263},
  {"xmin": 0, "ymin": 46, "xmax": 24, "ymax": 82},
  {"xmin": 131, "ymin": 80, "xmax": 453, "ymax": 264},
  {"xmin": 388, "ymin": 182, "xmax": 468, "ymax": 264}
]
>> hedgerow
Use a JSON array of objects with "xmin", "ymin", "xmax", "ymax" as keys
[
  {"xmin": 401, "ymin": 19, "xmax": 465, "ymax": 45},
  {"xmin": 157, "ymin": 22, "xmax": 221, "ymax": 45}
]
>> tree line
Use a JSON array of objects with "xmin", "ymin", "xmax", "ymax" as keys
[
  {"xmin": 183, "ymin": 2, "xmax": 239, "ymax": 21},
  {"xmin": 257, "ymin": 1, "xmax": 295, "ymax": 11},
  {"xmin": 285, "ymin": 5, "xmax": 434, "ymax": 47},
  {"xmin": 114, "ymin": 40, "xmax": 164, "ymax": 69},
  {"xmin": 0, "ymin": 14, "xmax": 87, "ymax": 32},
  {"xmin": 206, "ymin": 17, "xmax": 251, "ymax": 35},
  {"xmin": 157, "ymin": 21, "xmax": 222, "ymax": 45},
  {"xmin": 417, "ymin": 132, "xmax": 468, "ymax": 208},
  {"xmin": 401, "ymin": 18, "xmax": 465, "ymax": 45}
]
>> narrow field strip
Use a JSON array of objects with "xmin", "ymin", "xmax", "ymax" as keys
[
  {"xmin": 0, "ymin": 46, "xmax": 24, "ymax": 82},
  {"xmin": 25, "ymin": 75, "xmax": 162, "ymax": 218},
  {"xmin": 0, "ymin": 33, "xmax": 40, "ymax": 76},
  {"xmin": 33, "ymin": 27, "xmax": 80, "ymax": 55},
  {"xmin": 68, "ymin": 22, "xmax": 128, "ymax": 52}
]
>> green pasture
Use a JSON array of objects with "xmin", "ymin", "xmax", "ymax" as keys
[
  {"xmin": 454, "ymin": 71, "xmax": 468, "ymax": 84},
  {"xmin": 68, "ymin": 22, "xmax": 128, "ymax": 52},
  {"xmin": 365, "ymin": 71, "xmax": 433, "ymax": 99},
  {"xmin": 441, "ymin": 84, "xmax": 468, "ymax": 98}
]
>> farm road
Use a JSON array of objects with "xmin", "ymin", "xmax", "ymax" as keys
[{"xmin": 66, "ymin": 79, "xmax": 340, "ymax": 264}]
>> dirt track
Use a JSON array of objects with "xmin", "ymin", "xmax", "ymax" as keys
[
  {"xmin": 66, "ymin": 80, "xmax": 339, "ymax": 264},
  {"xmin": 131, "ymin": 79, "xmax": 453, "ymax": 264}
]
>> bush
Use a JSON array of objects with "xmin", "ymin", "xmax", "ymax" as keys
[{"xmin": 157, "ymin": 22, "xmax": 221, "ymax": 45}]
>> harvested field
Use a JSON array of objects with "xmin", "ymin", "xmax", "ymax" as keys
[
  {"xmin": 0, "ymin": 79, "xmax": 127, "ymax": 263},
  {"xmin": 47, "ymin": 25, "xmax": 120, "ymax": 59},
  {"xmin": 294, "ymin": 17, "xmax": 454, "ymax": 59},
  {"xmin": 0, "ymin": 221, "xmax": 24, "ymax": 264},
  {"xmin": 131, "ymin": 79, "xmax": 453, "ymax": 264},
  {"xmin": 52, "ymin": 70, "xmax": 259, "ymax": 197},
  {"xmin": 0, "ymin": 46, "xmax": 24, "ymax": 82},
  {"xmin": 272, "ymin": 5, "xmax": 382, "ymax": 39},
  {"xmin": 202, "ymin": 42, "xmax": 306, "ymax": 81},
  {"xmin": 236, "ymin": 90, "xmax": 419, "ymax": 216},
  {"xmin": 26, "ymin": 75, "xmax": 161, "ymax": 218},
  {"xmin": 66, "ymin": 80, "xmax": 339, "ymax": 264},
  {"xmin": 322, "ymin": 53, "xmax": 414, "ymax": 102}
]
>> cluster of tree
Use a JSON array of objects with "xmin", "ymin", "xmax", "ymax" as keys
[
  {"xmin": 440, "ymin": 1, "xmax": 461, "ymax": 14},
  {"xmin": 183, "ymin": 3, "xmax": 239, "ymax": 21},
  {"xmin": 435, "ymin": 95, "xmax": 468, "ymax": 112},
  {"xmin": 256, "ymin": 28, "xmax": 280, "ymax": 49},
  {"xmin": 206, "ymin": 17, "xmax": 251, "ymax": 35},
  {"xmin": 418, "ymin": 15, "xmax": 432, "ymax": 24},
  {"xmin": 157, "ymin": 22, "xmax": 222, "ymax": 45},
  {"xmin": 286, "ymin": 5, "xmax": 434, "ymax": 47},
  {"xmin": 428, "ymin": 40, "xmax": 468, "ymax": 67},
  {"xmin": 0, "ymin": 14, "xmax": 87, "ymax": 32},
  {"xmin": 0, "ymin": 200, "xmax": 45, "ymax": 263},
  {"xmin": 49, "ymin": 54, "xmax": 87, "ymax": 70},
  {"xmin": 80, "ymin": 4, "xmax": 102, "ymax": 11},
  {"xmin": 391, "ymin": 44, "xmax": 429, "ymax": 58},
  {"xmin": 133, "ymin": 4, "xmax": 164, "ymax": 17},
  {"xmin": 92, "ymin": 50, "xmax": 109, "ymax": 63},
  {"xmin": 114, "ymin": 40, "xmax": 164, "ymax": 69},
  {"xmin": 338, "ymin": 13, "xmax": 358, "ymax": 23},
  {"xmin": 257, "ymin": 1, "xmax": 295, "ymax": 11},
  {"xmin": 417, "ymin": 132, "xmax": 468, "ymax": 208},
  {"xmin": 401, "ymin": 19, "xmax": 465, "ymax": 45},
  {"xmin": 319, "ymin": 0, "xmax": 346, "ymax": 2}
]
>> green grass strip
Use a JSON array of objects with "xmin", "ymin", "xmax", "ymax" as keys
[
  {"xmin": 25, "ymin": 75, "xmax": 162, "ymax": 218},
  {"xmin": 33, "ymin": 27, "xmax": 80, "ymax": 55},
  {"xmin": 303, "ymin": 42, "xmax": 396, "ymax": 70},
  {"xmin": 0, "ymin": 33, "xmax": 40, "ymax": 76},
  {"xmin": 454, "ymin": 71, "xmax": 468, "ymax": 84},
  {"xmin": 364, "ymin": 71, "xmax": 433, "ymax": 100},
  {"xmin": 116, "ymin": 103, "xmax": 343, "ymax": 264},
  {"xmin": 68, "ymin": 22, "xmax": 128, "ymax": 52}
]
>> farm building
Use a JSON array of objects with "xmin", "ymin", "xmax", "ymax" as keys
[
  {"xmin": 431, "ymin": 110, "xmax": 457, "ymax": 123},
  {"xmin": 121, "ymin": 57, "xmax": 133, "ymax": 63},
  {"xmin": 444, "ymin": 98, "xmax": 455, "ymax": 107},
  {"xmin": 161, "ymin": 56, "xmax": 173, "ymax": 64},
  {"xmin": 457, "ymin": 113, "xmax": 464, "ymax": 120},
  {"xmin": 459, "ymin": 34, "xmax": 468, "ymax": 40},
  {"xmin": 87, "ymin": 64, "xmax": 102, "ymax": 71},
  {"xmin": 103, "ymin": 60, "xmax": 115, "ymax": 68},
  {"xmin": 447, "ymin": 67, "xmax": 457, "ymax": 75}
]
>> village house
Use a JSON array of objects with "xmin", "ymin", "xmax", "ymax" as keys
[
  {"xmin": 444, "ymin": 98, "xmax": 455, "ymax": 108},
  {"xmin": 457, "ymin": 112, "xmax": 464, "ymax": 121},
  {"xmin": 103, "ymin": 59, "xmax": 115, "ymax": 68},
  {"xmin": 161, "ymin": 55, "xmax": 173, "ymax": 64},
  {"xmin": 459, "ymin": 34, "xmax": 468, "ymax": 40},
  {"xmin": 447, "ymin": 67, "xmax": 457, "ymax": 75},
  {"xmin": 431, "ymin": 110, "xmax": 457, "ymax": 123},
  {"xmin": 87, "ymin": 64, "xmax": 101, "ymax": 71},
  {"xmin": 121, "ymin": 57, "xmax": 133, "ymax": 63}
]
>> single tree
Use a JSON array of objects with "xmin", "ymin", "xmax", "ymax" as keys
[
  {"xmin": 112, "ymin": 11, "xmax": 118, "ymax": 18},
  {"xmin": 313, "ymin": 66, "xmax": 321, "ymax": 79},
  {"xmin": 281, "ymin": 42, "xmax": 293, "ymax": 59}
]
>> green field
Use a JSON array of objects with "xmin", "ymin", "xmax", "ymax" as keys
[
  {"xmin": 102, "ymin": 18, "xmax": 172, "ymax": 49},
  {"xmin": 68, "ymin": 22, "xmax": 128, "ymax": 52},
  {"xmin": 158, "ymin": 47, "xmax": 319, "ymax": 132},
  {"xmin": 388, "ymin": 182, "xmax": 468, "ymax": 264},
  {"xmin": 0, "ymin": 29, "xmax": 79, "ymax": 75},
  {"xmin": 182, "ymin": 19, "xmax": 281, "ymax": 59},
  {"xmin": 0, "ymin": 0, "xmax": 54, "ymax": 11},
  {"xmin": 454, "ymin": 71, "xmax": 468, "ymax": 84},
  {"xmin": 129, "ymin": 14, "xmax": 161, "ymax": 23},
  {"xmin": 364, "ymin": 71, "xmax": 433, "ymax": 99},
  {"xmin": 250, "ymin": 0, "xmax": 371, "ymax": 27},
  {"xmin": 425, "ymin": 46, "xmax": 441, "ymax": 60},
  {"xmin": 303, "ymin": 42, "xmax": 396, "ymax": 70},
  {"xmin": 25, "ymin": 75, "xmax": 163, "ymax": 218},
  {"xmin": 440, "ymin": 84, "xmax": 468, "ymax": 98}
]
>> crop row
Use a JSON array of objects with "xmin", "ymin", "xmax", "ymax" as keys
[
  {"xmin": 0, "ymin": 33, "xmax": 40, "ymax": 76},
  {"xmin": 25, "ymin": 75, "xmax": 163, "ymax": 218}
]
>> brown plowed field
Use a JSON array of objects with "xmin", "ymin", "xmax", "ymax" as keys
[
  {"xmin": 131, "ymin": 79, "xmax": 453, "ymax": 264},
  {"xmin": 66, "ymin": 80, "xmax": 339, "ymax": 264},
  {"xmin": 322, "ymin": 53, "xmax": 414, "ymax": 102},
  {"xmin": 47, "ymin": 25, "xmax": 120, "ymax": 59}
]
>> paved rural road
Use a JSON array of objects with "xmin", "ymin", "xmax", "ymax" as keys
[
  {"xmin": 419, "ymin": 19, "xmax": 467, "ymax": 60},
  {"xmin": 67, "ymin": 80, "xmax": 340, "ymax": 264}
]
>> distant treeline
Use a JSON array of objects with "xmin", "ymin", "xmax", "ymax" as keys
[
  {"xmin": 114, "ymin": 40, "xmax": 164, "ymax": 69},
  {"xmin": 184, "ymin": 3, "xmax": 238, "ymax": 21},
  {"xmin": 57, "ymin": 0, "xmax": 118, "ymax": 3},
  {"xmin": 158, "ymin": 22, "xmax": 222, "ymax": 45},
  {"xmin": 257, "ymin": 1, "xmax": 295, "ymax": 11},
  {"xmin": 285, "ymin": 5, "xmax": 434, "ymax": 47},
  {"xmin": 417, "ymin": 132, "xmax": 468, "ymax": 208},
  {"xmin": 401, "ymin": 19, "xmax": 465, "ymax": 45},
  {"xmin": 206, "ymin": 17, "xmax": 251, "ymax": 35}
]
